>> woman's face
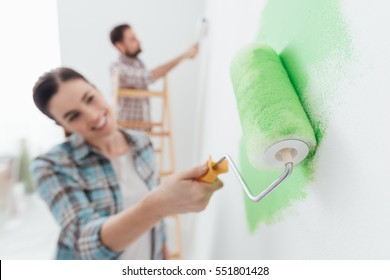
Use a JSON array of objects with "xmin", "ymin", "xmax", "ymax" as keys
[{"xmin": 48, "ymin": 78, "xmax": 116, "ymax": 140}]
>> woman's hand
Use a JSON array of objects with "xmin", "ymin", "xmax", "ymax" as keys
[
  {"xmin": 149, "ymin": 163, "xmax": 224, "ymax": 216},
  {"xmin": 101, "ymin": 163, "xmax": 223, "ymax": 252}
]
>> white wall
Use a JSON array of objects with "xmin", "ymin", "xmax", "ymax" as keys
[
  {"xmin": 192, "ymin": 0, "xmax": 390, "ymax": 259},
  {"xmin": 57, "ymin": 0, "xmax": 205, "ymax": 172},
  {"xmin": 0, "ymin": 0, "xmax": 63, "ymax": 157}
]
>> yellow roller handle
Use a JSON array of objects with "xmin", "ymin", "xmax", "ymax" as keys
[{"xmin": 198, "ymin": 156, "xmax": 229, "ymax": 183}]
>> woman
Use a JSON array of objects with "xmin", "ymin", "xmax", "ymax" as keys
[{"xmin": 32, "ymin": 67, "xmax": 223, "ymax": 260}]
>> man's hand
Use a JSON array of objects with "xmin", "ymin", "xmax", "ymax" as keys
[{"xmin": 183, "ymin": 42, "xmax": 199, "ymax": 59}]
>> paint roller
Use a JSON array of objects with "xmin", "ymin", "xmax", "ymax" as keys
[
  {"xmin": 199, "ymin": 43, "xmax": 316, "ymax": 202},
  {"xmin": 196, "ymin": 16, "xmax": 208, "ymax": 41}
]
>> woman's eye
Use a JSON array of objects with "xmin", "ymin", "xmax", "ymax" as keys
[
  {"xmin": 86, "ymin": 95, "xmax": 94, "ymax": 103},
  {"xmin": 69, "ymin": 112, "xmax": 80, "ymax": 122}
]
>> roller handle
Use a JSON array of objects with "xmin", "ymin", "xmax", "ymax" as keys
[{"xmin": 198, "ymin": 156, "xmax": 229, "ymax": 183}]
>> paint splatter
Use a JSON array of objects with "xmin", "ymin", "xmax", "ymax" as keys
[{"xmin": 239, "ymin": 0, "xmax": 352, "ymax": 232}]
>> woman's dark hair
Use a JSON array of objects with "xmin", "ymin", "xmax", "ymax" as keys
[
  {"xmin": 110, "ymin": 24, "xmax": 131, "ymax": 45},
  {"xmin": 32, "ymin": 67, "xmax": 88, "ymax": 120}
]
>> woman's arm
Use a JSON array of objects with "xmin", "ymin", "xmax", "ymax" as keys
[
  {"xmin": 100, "ymin": 163, "xmax": 223, "ymax": 252},
  {"xmin": 32, "ymin": 157, "xmax": 121, "ymax": 259},
  {"xmin": 33, "ymin": 155, "xmax": 222, "ymax": 258}
]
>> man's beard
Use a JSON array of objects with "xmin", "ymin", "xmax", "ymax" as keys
[{"xmin": 125, "ymin": 48, "xmax": 142, "ymax": 58}]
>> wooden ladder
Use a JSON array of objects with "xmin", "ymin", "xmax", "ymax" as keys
[
  {"xmin": 112, "ymin": 70, "xmax": 182, "ymax": 259},
  {"xmin": 113, "ymin": 73, "xmax": 176, "ymax": 177}
]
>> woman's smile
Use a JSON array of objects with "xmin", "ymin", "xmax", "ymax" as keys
[{"xmin": 91, "ymin": 114, "xmax": 108, "ymax": 131}]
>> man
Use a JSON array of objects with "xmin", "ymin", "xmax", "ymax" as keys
[{"xmin": 110, "ymin": 24, "xmax": 199, "ymax": 129}]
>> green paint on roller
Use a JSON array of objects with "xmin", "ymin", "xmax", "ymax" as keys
[
  {"xmin": 231, "ymin": 44, "xmax": 317, "ymax": 232},
  {"xmin": 231, "ymin": 44, "xmax": 316, "ymax": 170},
  {"xmin": 234, "ymin": 0, "xmax": 351, "ymax": 231}
]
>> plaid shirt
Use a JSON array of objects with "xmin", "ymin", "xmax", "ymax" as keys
[
  {"xmin": 111, "ymin": 55, "xmax": 153, "ymax": 125},
  {"xmin": 32, "ymin": 129, "xmax": 165, "ymax": 260}
]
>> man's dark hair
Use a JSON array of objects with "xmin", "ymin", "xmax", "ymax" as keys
[
  {"xmin": 32, "ymin": 67, "xmax": 88, "ymax": 120},
  {"xmin": 110, "ymin": 24, "xmax": 131, "ymax": 45}
]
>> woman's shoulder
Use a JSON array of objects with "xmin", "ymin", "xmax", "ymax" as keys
[{"xmin": 33, "ymin": 139, "xmax": 76, "ymax": 167}]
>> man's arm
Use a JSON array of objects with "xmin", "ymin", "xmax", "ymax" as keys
[{"xmin": 151, "ymin": 42, "xmax": 199, "ymax": 81}]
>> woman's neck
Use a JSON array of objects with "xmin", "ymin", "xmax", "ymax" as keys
[{"xmin": 87, "ymin": 130, "xmax": 130, "ymax": 158}]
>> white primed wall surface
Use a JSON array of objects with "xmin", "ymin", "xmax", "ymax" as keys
[{"xmin": 192, "ymin": 0, "xmax": 390, "ymax": 259}]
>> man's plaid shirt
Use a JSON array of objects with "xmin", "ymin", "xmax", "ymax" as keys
[
  {"xmin": 111, "ymin": 54, "xmax": 153, "ymax": 125},
  {"xmin": 32, "ymin": 129, "xmax": 165, "ymax": 259}
]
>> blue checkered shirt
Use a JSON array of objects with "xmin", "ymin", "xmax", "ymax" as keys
[{"xmin": 32, "ymin": 129, "xmax": 165, "ymax": 259}]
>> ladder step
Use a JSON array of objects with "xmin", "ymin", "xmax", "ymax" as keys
[
  {"xmin": 148, "ymin": 131, "xmax": 170, "ymax": 137},
  {"xmin": 114, "ymin": 78, "xmax": 175, "ymax": 177},
  {"xmin": 118, "ymin": 121, "xmax": 163, "ymax": 128},
  {"xmin": 160, "ymin": 170, "xmax": 174, "ymax": 176},
  {"xmin": 117, "ymin": 88, "xmax": 165, "ymax": 98}
]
